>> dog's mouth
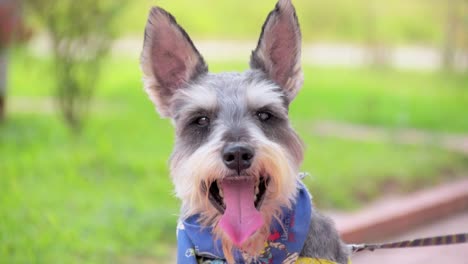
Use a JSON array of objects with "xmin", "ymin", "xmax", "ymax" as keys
[
  {"xmin": 207, "ymin": 176, "xmax": 269, "ymax": 214},
  {"xmin": 205, "ymin": 176, "xmax": 270, "ymax": 247}
]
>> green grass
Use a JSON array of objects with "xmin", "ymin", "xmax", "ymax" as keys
[
  {"xmin": 1, "ymin": 52, "xmax": 468, "ymax": 262},
  {"xmin": 0, "ymin": 116, "xmax": 177, "ymax": 263},
  {"xmin": 300, "ymin": 136, "xmax": 468, "ymax": 209},
  {"xmin": 292, "ymin": 67, "xmax": 468, "ymax": 132},
  {"xmin": 114, "ymin": 0, "xmax": 452, "ymax": 45}
]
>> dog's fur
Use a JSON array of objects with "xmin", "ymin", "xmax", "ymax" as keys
[{"xmin": 140, "ymin": 0, "xmax": 349, "ymax": 263}]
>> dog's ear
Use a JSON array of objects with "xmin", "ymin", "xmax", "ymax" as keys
[
  {"xmin": 250, "ymin": 0, "xmax": 303, "ymax": 103},
  {"xmin": 141, "ymin": 7, "xmax": 208, "ymax": 118}
]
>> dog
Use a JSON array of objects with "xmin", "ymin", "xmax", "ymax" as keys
[{"xmin": 140, "ymin": 0, "xmax": 350, "ymax": 263}]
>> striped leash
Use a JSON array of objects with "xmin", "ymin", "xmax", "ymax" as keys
[{"xmin": 349, "ymin": 233, "xmax": 468, "ymax": 253}]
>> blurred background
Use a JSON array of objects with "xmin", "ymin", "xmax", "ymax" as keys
[{"xmin": 0, "ymin": 0, "xmax": 467, "ymax": 263}]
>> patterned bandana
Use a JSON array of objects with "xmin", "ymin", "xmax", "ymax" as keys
[{"xmin": 176, "ymin": 181, "xmax": 312, "ymax": 264}]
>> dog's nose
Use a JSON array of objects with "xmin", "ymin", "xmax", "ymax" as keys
[{"xmin": 222, "ymin": 144, "xmax": 255, "ymax": 174}]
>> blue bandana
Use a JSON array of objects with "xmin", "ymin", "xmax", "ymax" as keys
[{"xmin": 176, "ymin": 182, "xmax": 312, "ymax": 264}]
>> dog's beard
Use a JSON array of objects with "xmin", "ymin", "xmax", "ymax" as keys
[{"xmin": 171, "ymin": 140, "xmax": 300, "ymax": 262}]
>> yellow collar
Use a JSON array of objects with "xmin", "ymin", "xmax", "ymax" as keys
[{"xmin": 297, "ymin": 257, "xmax": 352, "ymax": 264}]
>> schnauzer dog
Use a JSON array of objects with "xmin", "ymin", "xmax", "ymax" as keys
[{"xmin": 140, "ymin": 0, "xmax": 350, "ymax": 263}]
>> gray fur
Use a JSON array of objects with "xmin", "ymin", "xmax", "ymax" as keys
[
  {"xmin": 141, "ymin": 0, "xmax": 350, "ymax": 262},
  {"xmin": 170, "ymin": 70, "xmax": 303, "ymax": 167},
  {"xmin": 300, "ymin": 210, "xmax": 351, "ymax": 263}
]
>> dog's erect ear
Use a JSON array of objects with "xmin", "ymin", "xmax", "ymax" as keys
[
  {"xmin": 250, "ymin": 0, "xmax": 303, "ymax": 103},
  {"xmin": 141, "ymin": 7, "xmax": 208, "ymax": 117}
]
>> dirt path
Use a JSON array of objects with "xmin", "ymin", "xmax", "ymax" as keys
[
  {"xmin": 28, "ymin": 36, "xmax": 468, "ymax": 71},
  {"xmin": 311, "ymin": 120, "xmax": 468, "ymax": 155},
  {"xmin": 351, "ymin": 210, "xmax": 468, "ymax": 264},
  {"xmin": 7, "ymin": 96, "xmax": 123, "ymax": 115}
]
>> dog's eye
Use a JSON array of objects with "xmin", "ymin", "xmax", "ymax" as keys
[
  {"xmin": 256, "ymin": 111, "xmax": 272, "ymax": 122},
  {"xmin": 195, "ymin": 116, "xmax": 210, "ymax": 127}
]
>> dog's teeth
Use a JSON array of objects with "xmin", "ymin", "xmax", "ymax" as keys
[
  {"xmin": 217, "ymin": 181, "xmax": 224, "ymax": 197},
  {"xmin": 255, "ymin": 185, "xmax": 259, "ymax": 195}
]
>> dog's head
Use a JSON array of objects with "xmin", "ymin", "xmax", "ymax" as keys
[{"xmin": 141, "ymin": 0, "xmax": 304, "ymax": 259}]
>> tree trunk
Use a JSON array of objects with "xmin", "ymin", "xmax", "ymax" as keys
[
  {"xmin": 442, "ymin": 0, "xmax": 459, "ymax": 71},
  {"xmin": 365, "ymin": 0, "xmax": 389, "ymax": 68},
  {"xmin": 464, "ymin": 0, "xmax": 468, "ymax": 72},
  {"xmin": 0, "ymin": 50, "xmax": 7, "ymax": 121}
]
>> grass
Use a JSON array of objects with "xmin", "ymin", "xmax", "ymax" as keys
[
  {"xmin": 1, "ymin": 114, "xmax": 177, "ymax": 263},
  {"xmin": 300, "ymin": 136, "xmax": 468, "ymax": 209},
  {"xmin": 292, "ymin": 67, "xmax": 468, "ymax": 133},
  {"xmin": 1, "ymin": 51, "xmax": 468, "ymax": 262},
  {"xmin": 23, "ymin": 0, "xmax": 455, "ymax": 45},
  {"xmin": 114, "ymin": 0, "xmax": 452, "ymax": 45}
]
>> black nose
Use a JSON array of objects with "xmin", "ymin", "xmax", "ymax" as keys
[{"xmin": 222, "ymin": 144, "xmax": 255, "ymax": 174}]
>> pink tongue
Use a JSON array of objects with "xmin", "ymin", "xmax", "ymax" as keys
[{"xmin": 219, "ymin": 179, "xmax": 264, "ymax": 247}]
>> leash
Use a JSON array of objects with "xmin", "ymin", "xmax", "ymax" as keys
[
  {"xmin": 349, "ymin": 233, "xmax": 468, "ymax": 253},
  {"xmin": 298, "ymin": 173, "xmax": 468, "ymax": 254}
]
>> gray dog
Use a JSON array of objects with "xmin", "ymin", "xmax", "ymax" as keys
[{"xmin": 140, "ymin": 0, "xmax": 350, "ymax": 263}]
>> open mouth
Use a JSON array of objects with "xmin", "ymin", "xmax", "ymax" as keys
[
  {"xmin": 205, "ymin": 176, "xmax": 270, "ymax": 246},
  {"xmin": 207, "ymin": 176, "xmax": 269, "ymax": 214}
]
